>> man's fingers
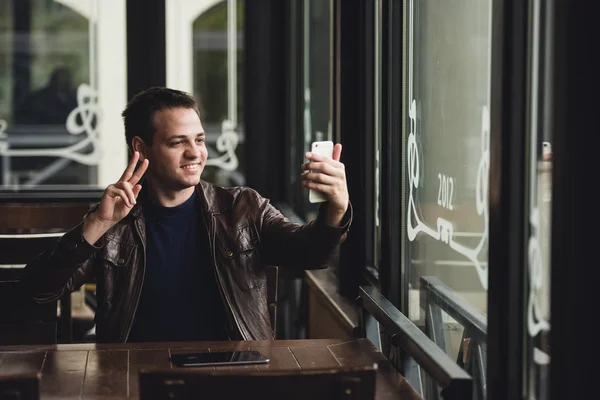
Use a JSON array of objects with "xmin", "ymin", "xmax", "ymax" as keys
[
  {"xmin": 301, "ymin": 171, "xmax": 336, "ymax": 186},
  {"xmin": 332, "ymin": 143, "xmax": 342, "ymax": 161},
  {"xmin": 107, "ymin": 183, "xmax": 136, "ymax": 208},
  {"xmin": 302, "ymin": 161, "xmax": 344, "ymax": 176},
  {"xmin": 129, "ymin": 158, "xmax": 149, "ymax": 185},
  {"xmin": 302, "ymin": 180, "xmax": 334, "ymax": 196},
  {"xmin": 118, "ymin": 151, "xmax": 140, "ymax": 182},
  {"xmin": 132, "ymin": 184, "xmax": 142, "ymax": 198},
  {"xmin": 106, "ymin": 187, "xmax": 131, "ymax": 208}
]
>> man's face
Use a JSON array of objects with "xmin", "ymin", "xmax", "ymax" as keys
[{"xmin": 143, "ymin": 107, "xmax": 207, "ymax": 191}]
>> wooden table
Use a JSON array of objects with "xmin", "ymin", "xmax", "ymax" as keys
[{"xmin": 0, "ymin": 338, "xmax": 420, "ymax": 400}]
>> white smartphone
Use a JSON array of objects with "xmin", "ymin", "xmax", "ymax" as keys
[{"xmin": 308, "ymin": 141, "xmax": 334, "ymax": 203}]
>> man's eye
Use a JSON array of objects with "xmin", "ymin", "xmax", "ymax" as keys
[
  {"xmin": 196, "ymin": 138, "xmax": 205, "ymax": 144},
  {"xmin": 169, "ymin": 141, "xmax": 183, "ymax": 146}
]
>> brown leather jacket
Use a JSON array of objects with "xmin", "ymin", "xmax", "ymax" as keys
[{"xmin": 22, "ymin": 181, "xmax": 351, "ymax": 343}]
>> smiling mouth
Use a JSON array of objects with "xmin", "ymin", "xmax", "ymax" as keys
[{"xmin": 181, "ymin": 164, "xmax": 200, "ymax": 170}]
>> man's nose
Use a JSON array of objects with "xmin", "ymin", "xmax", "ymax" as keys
[{"xmin": 185, "ymin": 143, "xmax": 202, "ymax": 158}]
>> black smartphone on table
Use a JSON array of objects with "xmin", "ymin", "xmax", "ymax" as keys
[{"xmin": 170, "ymin": 351, "xmax": 270, "ymax": 367}]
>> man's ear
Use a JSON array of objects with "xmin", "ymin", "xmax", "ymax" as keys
[{"xmin": 131, "ymin": 136, "xmax": 147, "ymax": 161}]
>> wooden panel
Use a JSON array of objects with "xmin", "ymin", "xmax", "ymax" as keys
[
  {"xmin": 82, "ymin": 350, "xmax": 128, "ymax": 398},
  {"xmin": 129, "ymin": 349, "xmax": 172, "ymax": 397},
  {"xmin": 0, "ymin": 351, "xmax": 46, "ymax": 374},
  {"xmin": 40, "ymin": 350, "xmax": 88, "ymax": 399},
  {"xmin": 328, "ymin": 340, "xmax": 422, "ymax": 400},
  {"xmin": 0, "ymin": 339, "xmax": 346, "ymax": 352},
  {"xmin": 0, "ymin": 339, "xmax": 419, "ymax": 399},
  {"xmin": 289, "ymin": 345, "xmax": 341, "ymax": 369},
  {"xmin": 0, "ymin": 279, "xmax": 57, "ymax": 321},
  {"xmin": 308, "ymin": 290, "xmax": 354, "ymax": 339},
  {"xmin": 0, "ymin": 203, "xmax": 92, "ymax": 232},
  {"xmin": 0, "ymin": 277, "xmax": 58, "ymax": 345},
  {"xmin": 0, "ymin": 235, "xmax": 61, "ymax": 264},
  {"xmin": 0, "ymin": 372, "xmax": 40, "ymax": 400},
  {"xmin": 250, "ymin": 346, "xmax": 301, "ymax": 371},
  {"xmin": 327, "ymin": 338, "xmax": 388, "ymax": 366},
  {"xmin": 265, "ymin": 265, "xmax": 278, "ymax": 336},
  {"xmin": 0, "ymin": 322, "xmax": 56, "ymax": 346},
  {"xmin": 305, "ymin": 269, "xmax": 360, "ymax": 340},
  {"xmin": 138, "ymin": 367, "xmax": 378, "ymax": 400}
]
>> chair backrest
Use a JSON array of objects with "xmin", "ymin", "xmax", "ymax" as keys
[
  {"xmin": 0, "ymin": 201, "xmax": 95, "ymax": 345},
  {"xmin": 0, "ymin": 233, "xmax": 63, "ymax": 345},
  {"xmin": 0, "ymin": 372, "xmax": 40, "ymax": 400},
  {"xmin": 265, "ymin": 265, "xmax": 278, "ymax": 337},
  {"xmin": 0, "ymin": 203, "xmax": 91, "ymax": 233},
  {"xmin": 139, "ymin": 364, "xmax": 377, "ymax": 400}
]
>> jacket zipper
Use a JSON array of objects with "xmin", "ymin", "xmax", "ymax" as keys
[
  {"xmin": 123, "ymin": 218, "xmax": 146, "ymax": 342},
  {"xmin": 210, "ymin": 214, "xmax": 248, "ymax": 340}
]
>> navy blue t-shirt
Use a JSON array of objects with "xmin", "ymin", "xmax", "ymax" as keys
[{"xmin": 128, "ymin": 191, "xmax": 228, "ymax": 342}]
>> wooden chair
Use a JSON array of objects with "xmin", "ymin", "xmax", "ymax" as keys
[
  {"xmin": 0, "ymin": 202, "xmax": 96, "ymax": 344},
  {"xmin": 139, "ymin": 364, "xmax": 377, "ymax": 400},
  {"xmin": 0, "ymin": 372, "xmax": 40, "ymax": 400},
  {"xmin": 265, "ymin": 265, "xmax": 278, "ymax": 338},
  {"xmin": 0, "ymin": 233, "xmax": 63, "ymax": 345}
]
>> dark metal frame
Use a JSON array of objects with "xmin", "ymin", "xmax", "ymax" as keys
[
  {"xmin": 549, "ymin": 1, "xmax": 600, "ymax": 399},
  {"xmin": 358, "ymin": 285, "xmax": 473, "ymax": 400},
  {"xmin": 487, "ymin": 0, "xmax": 529, "ymax": 399},
  {"xmin": 244, "ymin": 0, "xmax": 287, "ymax": 201},
  {"xmin": 283, "ymin": 0, "xmax": 307, "ymax": 217},
  {"xmin": 333, "ymin": 0, "xmax": 376, "ymax": 301},
  {"xmin": 420, "ymin": 276, "xmax": 487, "ymax": 400},
  {"xmin": 126, "ymin": 0, "xmax": 166, "ymax": 100},
  {"xmin": 378, "ymin": 0, "xmax": 403, "ymax": 309}
]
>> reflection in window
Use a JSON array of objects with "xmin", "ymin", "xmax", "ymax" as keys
[
  {"xmin": 524, "ymin": 0, "xmax": 551, "ymax": 397},
  {"xmin": 192, "ymin": 0, "xmax": 245, "ymax": 187},
  {"xmin": 403, "ymin": 0, "xmax": 492, "ymax": 395},
  {"xmin": 302, "ymin": 0, "xmax": 331, "ymax": 221},
  {"xmin": 372, "ymin": 0, "xmax": 382, "ymax": 273},
  {"xmin": 0, "ymin": 0, "xmax": 127, "ymax": 190},
  {"xmin": 0, "ymin": 0, "xmax": 91, "ymax": 186}
]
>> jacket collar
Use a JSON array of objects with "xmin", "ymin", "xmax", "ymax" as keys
[
  {"xmin": 129, "ymin": 180, "xmax": 233, "ymax": 219},
  {"xmin": 196, "ymin": 180, "xmax": 234, "ymax": 215}
]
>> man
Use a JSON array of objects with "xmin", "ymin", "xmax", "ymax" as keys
[{"xmin": 22, "ymin": 87, "xmax": 351, "ymax": 343}]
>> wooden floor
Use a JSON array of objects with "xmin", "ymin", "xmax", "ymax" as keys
[{"xmin": 0, "ymin": 338, "xmax": 421, "ymax": 399}]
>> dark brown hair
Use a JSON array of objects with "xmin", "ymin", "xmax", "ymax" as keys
[{"xmin": 121, "ymin": 87, "xmax": 200, "ymax": 152}]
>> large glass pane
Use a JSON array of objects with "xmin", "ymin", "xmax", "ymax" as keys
[
  {"xmin": 524, "ymin": 0, "xmax": 551, "ymax": 397},
  {"xmin": 193, "ymin": 0, "xmax": 244, "ymax": 187},
  {"xmin": 166, "ymin": 0, "xmax": 245, "ymax": 187},
  {"xmin": 372, "ymin": 0, "xmax": 382, "ymax": 273},
  {"xmin": 403, "ymin": 0, "xmax": 492, "ymax": 393},
  {"xmin": 302, "ymin": 0, "xmax": 331, "ymax": 221},
  {"xmin": 0, "ymin": 0, "xmax": 127, "ymax": 190}
]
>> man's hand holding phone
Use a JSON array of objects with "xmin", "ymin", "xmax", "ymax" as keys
[
  {"xmin": 83, "ymin": 151, "xmax": 149, "ymax": 244},
  {"xmin": 301, "ymin": 141, "xmax": 349, "ymax": 227}
]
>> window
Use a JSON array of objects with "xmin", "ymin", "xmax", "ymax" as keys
[
  {"xmin": 0, "ymin": 0, "xmax": 127, "ymax": 190},
  {"xmin": 302, "ymin": 0, "xmax": 331, "ymax": 221},
  {"xmin": 403, "ymin": 0, "xmax": 492, "ymax": 364},
  {"xmin": 166, "ymin": 0, "xmax": 245, "ymax": 187},
  {"xmin": 524, "ymin": 0, "xmax": 551, "ymax": 396}
]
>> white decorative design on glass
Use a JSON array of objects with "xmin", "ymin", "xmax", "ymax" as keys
[
  {"xmin": 527, "ymin": 206, "xmax": 551, "ymax": 336},
  {"xmin": 407, "ymin": 100, "xmax": 490, "ymax": 290},
  {"xmin": 0, "ymin": 84, "xmax": 101, "ymax": 165},
  {"xmin": 0, "ymin": 120, "xmax": 7, "ymax": 154},
  {"xmin": 203, "ymin": 0, "xmax": 239, "ymax": 171},
  {"xmin": 526, "ymin": 0, "xmax": 551, "ymax": 342},
  {"xmin": 437, "ymin": 173, "xmax": 455, "ymax": 210},
  {"xmin": 166, "ymin": 0, "xmax": 240, "ymax": 172},
  {"xmin": 205, "ymin": 119, "xmax": 238, "ymax": 171}
]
